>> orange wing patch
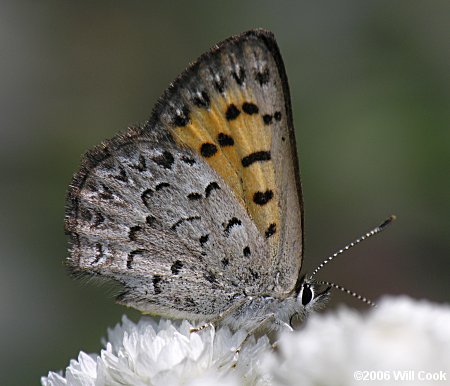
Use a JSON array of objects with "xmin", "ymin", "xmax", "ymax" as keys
[{"xmin": 169, "ymin": 85, "xmax": 280, "ymax": 253}]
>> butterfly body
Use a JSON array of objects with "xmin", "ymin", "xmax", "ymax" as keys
[{"xmin": 66, "ymin": 29, "xmax": 329, "ymax": 332}]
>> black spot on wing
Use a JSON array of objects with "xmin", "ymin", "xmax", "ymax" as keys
[
  {"xmin": 126, "ymin": 249, "xmax": 145, "ymax": 269},
  {"xmin": 225, "ymin": 104, "xmax": 240, "ymax": 121},
  {"xmin": 200, "ymin": 143, "xmax": 217, "ymax": 157},
  {"xmin": 171, "ymin": 260, "xmax": 183, "ymax": 275},
  {"xmin": 181, "ymin": 156, "xmax": 196, "ymax": 165},
  {"xmin": 172, "ymin": 106, "xmax": 190, "ymax": 127},
  {"xmin": 232, "ymin": 67, "xmax": 245, "ymax": 85},
  {"xmin": 242, "ymin": 102, "xmax": 259, "ymax": 115},
  {"xmin": 253, "ymin": 190, "xmax": 274, "ymax": 205},
  {"xmin": 187, "ymin": 192, "xmax": 202, "ymax": 200},
  {"xmin": 241, "ymin": 151, "xmax": 271, "ymax": 167},
  {"xmin": 214, "ymin": 75, "xmax": 225, "ymax": 93},
  {"xmin": 274, "ymin": 111, "xmax": 282, "ymax": 121},
  {"xmin": 153, "ymin": 274, "xmax": 163, "ymax": 294},
  {"xmin": 141, "ymin": 189, "xmax": 153, "ymax": 207},
  {"xmin": 223, "ymin": 217, "xmax": 242, "ymax": 236},
  {"xmin": 218, "ymin": 133, "xmax": 234, "ymax": 147},
  {"xmin": 155, "ymin": 182, "xmax": 170, "ymax": 191},
  {"xmin": 199, "ymin": 234, "xmax": 209, "ymax": 246},
  {"xmin": 128, "ymin": 225, "xmax": 142, "ymax": 241},
  {"xmin": 243, "ymin": 246, "xmax": 251, "ymax": 257},
  {"xmin": 262, "ymin": 114, "xmax": 273, "ymax": 125},
  {"xmin": 205, "ymin": 182, "xmax": 220, "ymax": 197},
  {"xmin": 265, "ymin": 223, "xmax": 277, "ymax": 238},
  {"xmin": 255, "ymin": 68, "xmax": 270, "ymax": 85},
  {"xmin": 192, "ymin": 90, "xmax": 210, "ymax": 108},
  {"xmin": 171, "ymin": 216, "xmax": 201, "ymax": 231},
  {"xmin": 146, "ymin": 216, "xmax": 156, "ymax": 226},
  {"xmin": 153, "ymin": 151, "xmax": 174, "ymax": 169}
]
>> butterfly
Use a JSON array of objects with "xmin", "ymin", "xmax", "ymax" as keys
[{"xmin": 66, "ymin": 29, "xmax": 386, "ymax": 334}]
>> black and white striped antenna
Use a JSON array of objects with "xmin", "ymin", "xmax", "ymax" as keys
[
  {"xmin": 310, "ymin": 215, "xmax": 396, "ymax": 279},
  {"xmin": 310, "ymin": 215, "xmax": 396, "ymax": 307}
]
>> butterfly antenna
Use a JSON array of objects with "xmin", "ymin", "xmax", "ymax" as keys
[
  {"xmin": 318, "ymin": 280, "xmax": 376, "ymax": 307},
  {"xmin": 310, "ymin": 215, "xmax": 396, "ymax": 278}
]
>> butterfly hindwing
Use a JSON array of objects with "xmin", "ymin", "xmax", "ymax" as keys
[{"xmin": 66, "ymin": 126, "xmax": 271, "ymax": 320}]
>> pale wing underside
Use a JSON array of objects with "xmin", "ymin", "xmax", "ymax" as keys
[{"xmin": 65, "ymin": 30, "xmax": 303, "ymax": 320}]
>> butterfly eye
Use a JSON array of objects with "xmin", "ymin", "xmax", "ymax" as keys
[{"xmin": 301, "ymin": 284, "xmax": 313, "ymax": 306}]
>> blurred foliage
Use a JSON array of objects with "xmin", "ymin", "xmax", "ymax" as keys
[{"xmin": 0, "ymin": 1, "xmax": 448, "ymax": 385}]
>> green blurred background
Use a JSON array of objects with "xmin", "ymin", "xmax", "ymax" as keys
[{"xmin": 1, "ymin": 1, "xmax": 448, "ymax": 384}]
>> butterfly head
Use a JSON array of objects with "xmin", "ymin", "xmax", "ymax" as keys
[{"xmin": 294, "ymin": 275, "xmax": 331, "ymax": 317}]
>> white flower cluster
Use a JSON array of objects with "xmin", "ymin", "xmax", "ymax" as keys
[
  {"xmin": 42, "ymin": 317, "xmax": 271, "ymax": 386},
  {"xmin": 42, "ymin": 297, "xmax": 450, "ymax": 386}
]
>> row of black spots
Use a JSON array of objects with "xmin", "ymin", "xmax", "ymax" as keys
[
  {"xmin": 265, "ymin": 223, "xmax": 277, "ymax": 239},
  {"xmin": 171, "ymin": 260, "xmax": 183, "ymax": 275},
  {"xmin": 253, "ymin": 190, "xmax": 273, "ymax": 206},
  {"xmin": 199, "ymin": 234, "xmax": 209, "ymax": 246},
  {"xmin": 192, "ymin": 90, "xmax": 210, "ymax": 109},
  {"xmin": 128, "ymin": 225, "xmax": 142, "ymax": 242},
  {"xmin": 205, "ymin": 181, "xmax": 220, "ymax": 197},
  {"xmin": 223, "ymin": 217, "xmax": 242, "ymax": 236},
  {"xmin": 217, "ymin": 133, "xmax": 234, "ymax": 147},
  {"xmin": 241, "ymin": 151, "xmax": 271, "ymax": 167},
  {"xmin": 153, "ymin": 150, "xmax": 175, "ymax": 170},
  {"xmin": 225, "ymin": 102, "xmax": 259, "ymax": 122},
  {"xmin": 171, "ymin": 215, "xmax": 201, "ymax": 231},
  {"xmin": 255, "ymin": 68, "xmax": 270, "ymax": 86},
  {"xmin": 126, "ymin": 249, "xmax": 145, "ymax": 269},
  {"xmin": 262, "ymin": 111, "xmax": 282, "ymax": 125},
  {"xmin": 92, "ymin": 243, "xmax": 103, "ymax": 265},
  {"xmin": 200, "ymin": 143, "xmax": 217, "ymax": 158},
  {"xmin": 112, "ymin": 166, "xmax": 128, "ymax": 182},
  {"xmin": 172, "ymin": 105, "xmax": 190, "ymax": 127}
]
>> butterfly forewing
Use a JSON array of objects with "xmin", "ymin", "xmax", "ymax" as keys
[{"xmin": 65, "ymin": 30, "xmax": 303, "ymax": 320}]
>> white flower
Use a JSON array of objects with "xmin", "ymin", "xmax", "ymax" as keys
[
  {"xmin": 42, "ymin": 297, "xmax": 450, "ymax": 386},
  {"xmin": 265, "ymin": 296, "xmax": 450, "ymax": 386},
  {"xmin": 41, "ymin": 317, "xmax": 271, "ymax": 386}
]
